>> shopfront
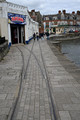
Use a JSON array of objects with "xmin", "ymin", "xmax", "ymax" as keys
[
  {"xmin": 0, "ymin": 1, "xmax": 39, "ymax": 47},
  {"xmin": 8, "ymin": 13, "xmax": 26, "ymax": 44}
]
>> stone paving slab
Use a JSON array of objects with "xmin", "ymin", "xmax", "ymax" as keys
[
  {"xmin": 0, "ymin": 38, "xmax": 80, "ymax": 120},
  {"xmin": 43, "ymin": 39, "xmax": 80, "ymax": 120},
  {"xmin": 14, "ymin": 42, "xmax": 52, "ymax": 120},
  {"xmin": 0, "ymin": 46, "xmax": 23, "ymax": 120}
]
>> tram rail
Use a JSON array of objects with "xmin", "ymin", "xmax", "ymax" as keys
[
  {"xmin": 10, "ymin": 41, "xmax": 34, "ymax": 120},
  {"xmin": 38, "ymin": 40, "xmax": 57, "ymax": 120},
  {"xmin": 9, "ymin": 39, "xmax": 57, "ymax": 120},
  {"xmin": 23, "ymin": 40, "xmax": 57, "ymax": 120}
]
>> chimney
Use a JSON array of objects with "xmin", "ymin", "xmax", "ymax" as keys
[
  {"xmin": 77, "ymin": 11, "xmax": 80, "ymax": 15},
  {"xmin": 58, "ymin": 10, "xmax": 61, "ymax": 14},
  {"xmin": 72, "ymin": 11, "xmax": 75, "ymax": 14},
  {"xmin": 31, "ymin": 9, "xmax": 35, "ymax": 13},
  {"xmin": 63, "ymin": 10, "xmax": 66, "ymax": 14}
]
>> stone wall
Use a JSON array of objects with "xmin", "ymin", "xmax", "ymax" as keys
[
  {"xmin": 0, "ymin": 41, "xmax": 9, "ymax": 61},
  {"xmin": 50, "ymin": 32, "xmax": 80, "ymax": 41}
]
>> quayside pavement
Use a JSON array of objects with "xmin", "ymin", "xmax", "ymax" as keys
[{"xmin": 0, "ymin": 37, "xmax": 80, "ymax": 120}]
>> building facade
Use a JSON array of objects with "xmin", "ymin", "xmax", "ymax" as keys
[
  {"xmin": 43, "ymin": 10, "xmax": 80, "ymax": 34},
  {"xmin": 0, "ymin": 0, "xmax": 39, "ymax": 46},
  {"xmin": 29, "ymin": 10, "xmax": 42, "ymax": 26},
  {"xmin": 29, "ymin": 9, "xmax": 44, "ymax": 33}
]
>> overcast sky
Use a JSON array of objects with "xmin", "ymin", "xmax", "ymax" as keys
[{"xmin": 7, "ymin": 0, "xmax": 80, "ymax": 15}]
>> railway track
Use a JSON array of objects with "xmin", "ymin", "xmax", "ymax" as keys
[
  {"xmin": 10, "ymin": 39, "xmax": 57, "ymax": 120},
  {"xmin": 38, "ymin": 40, "xmax": 57, "ymax": 120},
  {"xmin": 10, "ymin": 41, "xmax": 34, "ymax": 120}
]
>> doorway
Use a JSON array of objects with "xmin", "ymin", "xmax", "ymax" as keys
[
  {"xmin": 11, "ymin": 24, "xmax": 25, "ymax": 44},
  {"xmin": 53, "ymin": 27, "xmax": 56, "ymax": 32}
]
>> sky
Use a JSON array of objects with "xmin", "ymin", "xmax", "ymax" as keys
[{"xmin": 7, "ymin": 0, "xmax": 80, "ymax": 15}]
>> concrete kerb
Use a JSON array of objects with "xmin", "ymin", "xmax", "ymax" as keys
[
  {"xmin": 46, "ymin": 38, "xmax": 80, "ymax": 120},
  {"xmin": 47, "ymin": 38, "xmax": 80, "ymax": 82},
  {"xmin": 50, "ymin": 33, "xmax": 80, "ymax": 40}
]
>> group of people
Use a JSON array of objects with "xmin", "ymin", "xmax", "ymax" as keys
[{"xmin": 33, "ymin": 31, "xmax": 49, "ymax": 41}]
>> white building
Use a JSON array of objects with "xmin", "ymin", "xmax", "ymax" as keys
[{"xmin": 0, "ymin": 0, "xmax": 39, "ymax": 46}]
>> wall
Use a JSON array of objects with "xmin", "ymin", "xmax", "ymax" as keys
[
  {"xmin": 0, "ymin": 41, "xmax": 9, "ymax": 61},
  {"xmin": 0, "ymin": 18, "xmax": 8, "ymax": 39},
  {"xmin": 25, "ymin": 14, "xmax": 39, "ymax": 43},
  {"xmin": 0, "ymin": 24, "xmax": 1, "ymax": 36}
]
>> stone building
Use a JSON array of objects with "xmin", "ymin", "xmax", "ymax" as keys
[
  {"xmin": 29, "ymin": 9, "xmax": 44, "ymax": 33},
  {"xmin": 29, "ymin": 9, "xmax": 42, "ymax": 26},
  {"xmin": 0, "ymin": 0, "xmax": 39, "ymax": 46}
]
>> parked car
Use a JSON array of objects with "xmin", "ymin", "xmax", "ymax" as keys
[{"xmin": 75, "ymin": 30, "xmax": 78, "ymax": 33}]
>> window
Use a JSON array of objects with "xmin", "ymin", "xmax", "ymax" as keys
[
  {"xmin": 33, "ymin": 12, "xmax": 35, "ymax": 16},
  {"xmin": 46, "ymin": 17, "xmax": 49, "ymax": 20}
]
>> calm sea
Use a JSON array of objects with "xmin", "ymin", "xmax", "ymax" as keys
[{"xmin": 60, "ymin": 39, "xmax": 80, "ymax": 67}]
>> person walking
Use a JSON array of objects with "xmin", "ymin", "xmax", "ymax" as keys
[
  {"xmin": 36, "ymin": 32, "xmax": 39, "ymax": 41},
  {"xmin": 41, "ymin": 32, "xmax": 44, "ymax": 40},
  {"xmin": 33, "ymin": 33, "xmax": 36, "ymax": 41},
  {"xmin": 46, "ymin": 31, "xmax": 49, "ymax": 40}
]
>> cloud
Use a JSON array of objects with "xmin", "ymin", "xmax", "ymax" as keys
[{"xmin": 7, "ymin": 0, "xmax": 80, "ymax": 15}]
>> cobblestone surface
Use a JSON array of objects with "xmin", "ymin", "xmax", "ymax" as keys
[
  {"xmin": 0, "ymin": 46, "xmax": 23, "ymax": 119},
  {"xmin": 0, "ymin": 38, "xmax": 80, "ymax": 120},
  {"xmin": 14, "ymin": 41, "xmax": 52, "ymax": 120},
  {"xmin": 43, "ymin": 39, "xmax": 80, "ymax": 120}
]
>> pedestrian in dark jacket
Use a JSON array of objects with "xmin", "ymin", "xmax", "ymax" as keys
[
  {"xmin": 40, "ymin": 32, "xmax": 44, "ymax": 40},
  {"xmin": 36, "ymin": 32, "xmax": 39, "ymax": 41},
  {"xmin": 33, "ymin": 33, "xmax": 36, "ymax": 41},
  {"xmin": 46, "ymin": 32, "xmax": 49, "ymax": 40}
]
